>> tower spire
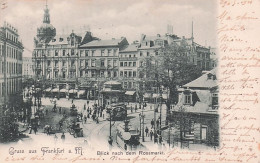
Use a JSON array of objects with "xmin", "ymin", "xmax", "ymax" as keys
[
  {"xmin": 43, "ymin": 0, "xmax": 50, "ymax": 24},
  {"xmin": 191, "ymin": 18, "xmax": 194, "ymax": 44}
]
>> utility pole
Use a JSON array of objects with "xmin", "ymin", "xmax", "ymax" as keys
[{"xmin": 108, "ymin": 109, "xmax": 113, "ymax": 146}]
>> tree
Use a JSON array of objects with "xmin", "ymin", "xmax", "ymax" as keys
[{"xmin": 159, "ymin": 43, "xmax": 202, "ymax": 104}]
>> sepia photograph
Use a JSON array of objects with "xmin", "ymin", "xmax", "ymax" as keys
[{"xmin": 5, "ymin": 0, "xmax": 259, "ymax": 162}]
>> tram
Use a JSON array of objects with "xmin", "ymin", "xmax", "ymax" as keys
[
  {"xmin": 106, "ymin": 103, "xmax": 127, "ymax": 121},
  {"xmin": 115, "ymin": 123, "xmax": 140, "ymax": 150}
]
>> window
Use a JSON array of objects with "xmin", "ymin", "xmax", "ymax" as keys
[
  {"xmin": 124, "ymin": 71, "xmax": 127, "ymax": 77},
  {"xmin": 62, "ymin": 50, "xmax": 66, "ymax": 56},
  {"xmin": 85, "ymin": 50, "xmax": 89, "ymax": 56},
  {"xmin": 80, "ymin": 71, "xmax": 83, "ymax": 77},
  {"xmin": 129, "ymin": 62, "xmax": 132, "ymax": 67},
  {"xmin": 133, "ymin": 71, "xmax": 136, "ymax": 77},
  {"xmin": 140, "ymin": 61, "xmax": 143, "ymax": 67},
  {"xmin": 92, "ymin": 50, "xmax": 95, "ymax": 56},
  {"xmin": 55, "ymin": 50, "xmax": 59, "ymax": 56},
  {"xmin": 120, "ymin": 71, "xmax": 123, "ymax": 77},
  {"xmin": 80, "ymin": 50, "xmax": 84, "ymax": 57},
  {"xmin": 114, "ymin": 71, "xmax": 117, "ymax": 77},
  {"xmin": 107, "ymin": 60, "xmax": 112, "ymax": 67},
  {"xmin": 91, "ymin": 70, "xmax": 95, "ymax": 77},
  {"xmin": 155, "ymin": 51, "xmax": 158, "ymax": 56},
  {"xmin": 133, "ymin": 62, "xmax": 136, "ymax": 67},
  {"xmin": 128, "ymin": 82, "xmax": 132, "ymax": 88},
  {"xmin": 85, "ymin": 71, "xmax": 88, "ymax": 77},
  {"xmin": 113, "ymin": 60, "xmax": 117, "ymax": 67},
  {"xmin": 108, "ymin": 49, "xmax": 112, "ymax": 56},
  {"xmin": 55, "ymin": 71, "xmax": 58, "ymax": 78},
  {"xmin": 120, "ymin": 62, "xmax": 123, "ymax": 67},
  {"xmin": 71, "ymin": 60, "xmax": 75, "ymax": 67},
  {"xmin": 47, "ymin": 60, "xmax": 51, "ymax": 66},
  {"xmin": 212, "ymin": 93, "xmax": 218, "ymax": 109},
  {"xmin": 124, "ymin": 82, "xmax": 127, "ymax": 89},
  {"xmin": 71, "ymin": 49, "xmax": 75, "ymax": 56},
  {"xmin": 140, "ymin": 52, "xmax": 143, "ymax": 57},
  {"xmin": 184, "ymin": 94, "xmax": 191, "ymax": 104},
  {"xmin": 129, "ymin": 71, "xmax": 132, "ymax": 77},
  {"xmin": 129, "ymin": 55, "xmax": 131, "ymax": 58},
  {"xmin": 100, "ymin": 70, "xmax": 104, "ymax": 77},
  {"xmin": 101, "ymin": 60, "xmax": 105, "ymax": 67},
  {"xmin": 133, "ymin": 82, "xmax": 136, "ymax": 88},
  {"xmin": 62, "ymin": 72, "xmax": 66, "ymax": 78},
  {"xmin": 55, "ymin": 60, "xmax": 58, "ymax": 67},
  {"xmin": 62, "ymin": 61, "xmax": 66, "ymax": 67},
  {"xmin": 80, "ymin": 60, "xmax": 84, "ymax": 67},
  {"xmin": 101, "ymin": 50, "xmax": 105, "ymax": 56},
  {"xmin": 113, "ymin": 49, "xmax": 117, "ymax": 56},
  {"xmin": 91, "ymin": 60, "xmax": 95, "ymax": 67},
  {"xmin": 85, "ymin": 60, "xmax": 89, "ymax": 67},
  {"xmin": 107, "ymin": 71, "xmax": 111, "ymax": 77},
  {"xmin": 124, "ymin": 62, "xmax": 127, "ymax": 67},
  {"xmin": 147, "ymin": 52, "xmax": 150, "ymax": 57}
]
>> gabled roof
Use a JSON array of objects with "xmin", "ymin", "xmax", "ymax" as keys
[
  {"xmin": 183, "ymin": 68, "xmax": 217, "ymax": 89},
  {"xmin": 80, "ymin": 38, "xmax": 127, "ymax": 48}
]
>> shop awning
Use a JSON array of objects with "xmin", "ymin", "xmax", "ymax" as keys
[
  {"xmin": 78, "ymin": 90, "xmax": 85, "ymax": 95},
  {"xmin": 162, "ymin": 94, "xmax": 168, "ymax": 99},
  {"xmin": 45, "ymin": 88, "xmax": 52, "ymax": 92},
  {"xmin": 152, "ymin": 93, "xmax": 160, "ymax": 98},
  {"xmin": 69, "ymin": 89, "xmax": 77, "ymax": 93},
  {"xmin": 60, "ymin": 89, "xmax": 67, "ymax": 93},
  {"xmin": 125, "ymin": 91, "xmax": 136, "ymax": 96},
  {"xmin": 52, "ymin": 88, "xmax": 59, "ymax": 92},
  {"xmin": 144, "ymin": 93, "xmax": 152, "ymax": 98}
]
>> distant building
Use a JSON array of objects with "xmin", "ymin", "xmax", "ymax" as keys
[
  {"xmin": 0, "ymin": 22, "xmax": 24, "ymax": 115},
  {"xmin": 22, "ymin": 57, "xmax": 33, "ymax": 79},
  {"xmin": 170, "ymin": 69, "xmax": 219, "ymax": 146},
  {"xmin": 209, "ymin": 47, "xmax": 217, "ymax": 69}
]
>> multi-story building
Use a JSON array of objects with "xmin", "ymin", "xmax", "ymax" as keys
[
  {"xmin": 79, "ymin": 37, "xmax": 129, "ymax": 98},
  {"xmin": 170, "ymin": 68, "xmax": 218, "ymax": 146},
  {"xmin": 22, "ymin": 57, "xmax": 33, "ymax": 79},
  {"xmin": 0, "ymin": 22, "xmax": 24, "ymax": 115},
  {"xmin": 209, "ymin": 47, "xmax": 217, "ymax": 68}
]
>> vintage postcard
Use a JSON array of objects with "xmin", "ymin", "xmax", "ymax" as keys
[{"xmin": 0, "ymin": 0, "xmax": 259, "ymax": 162}]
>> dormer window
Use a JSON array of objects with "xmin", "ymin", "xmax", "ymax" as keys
[
  {"xmin": 212, "ymin": 93, "xmax": 218, "ymax": 109},
  {"xmin": 184, "ymin": 94, "xmax": 191, "ymax": 104},
  {"xmin": 59, "ymin": 38, "xmax": 63, "ymax": 42},
  {"xmin": 52, "ymin": 39, "xmax": 56, "ymax": 42}
]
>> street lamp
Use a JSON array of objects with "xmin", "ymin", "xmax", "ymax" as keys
[{"xmin": 107, "ymin": 109, "xmax": 113, "ymax": 146}]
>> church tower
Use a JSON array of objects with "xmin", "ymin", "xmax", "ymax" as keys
[{"xmin": 36, "ymin": 3, "xmax": 56, "ymax": 44}]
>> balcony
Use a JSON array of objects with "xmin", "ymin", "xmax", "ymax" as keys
[{"xmin": 119, "ymin": 57, "xmax": 138, "ymax": 61}]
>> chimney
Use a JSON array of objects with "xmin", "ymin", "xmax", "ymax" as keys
[{"xmin": 157, "ymin": 34, "xmax": 160, "ymax": 37}]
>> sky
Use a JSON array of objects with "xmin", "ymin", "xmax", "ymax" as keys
[{"xmin": 0, "ymin": 0, "xmax": 217, "ymax": 57}]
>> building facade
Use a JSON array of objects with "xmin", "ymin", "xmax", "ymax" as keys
[
  {"xmin": 169, "ymin": 69, "xmax": 219, "ymax": 146},
  {"xmin": 22, "ymin": 57, "xmax": 33, "ymax": 79},
  {"xmin": 0, "ymin": 22, "xmax": 24, "ymax": 115}
]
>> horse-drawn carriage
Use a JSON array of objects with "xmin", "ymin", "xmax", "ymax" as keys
[{"xmin": 68, "ymin": 122, "xmax": 83, "ymax": 138}]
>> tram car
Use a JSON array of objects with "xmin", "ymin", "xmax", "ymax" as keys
[
  {"xmin": 106, "ymin": 103, "xmax": 126, "ymax": 121},
  {"xmin": 115, "ymin": 123, "xmax": 140, "ymax": 150}
]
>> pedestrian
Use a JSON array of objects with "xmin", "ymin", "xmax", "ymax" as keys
[
  {"xmin": 150, "ymin": 105, "xmax": 152, "ymax": 110},
  {"xmin": 84, "ymin": 115, "xmax": 87, "ymax": 124},
  {"xmin": 59, "ymin": 107, "xmax": 62, "ymax": 114},
  {"xmin": 151, "ymin": 119, "xmax": 154, "ymax": 128},
  {"xmin": 80, "ymin": 113, "xmax": 83, "ymax": 120},
  {"xmin": 150, "ymin": 130, "xmax": 153, "ymax": 141},
  {"xmin": 156, "ymin": 119, "xmax": 159, "ymax": 128},
  {"xmin": 61, "ymin": 132, "xmax": 65, "ymax": 142},
  {"xmin": 54, "ymin": 134, "xmax": 58, "ymax": 142},
  {"xmin": 145, "ymin": 127, "xmax": 149, "ymax": 137},
  {"xmin": 131, "ymin": 106, "xmax": 133, "ymax": 113},
  {"xmin": 33, "ymin": 126, "xmax": 37, "ymax": 135},
  {"xmin": 159, "ymin": 135, "xmax": 162, "ymax": 144},
  {"xmin": 135, "ymin": 104, "xmax": 137, "ymax": 112},
  {"xmin": 29, "ymin": 124, "xmax": 32, "ymax": 134},
  {"xmin": 96, "ymin": 117, "xmax": 99, "ymax": 124},
  {"xmin": 59, "ymin": 121, "xmax": 63, "ymax": 130},
  {"xmin": 87, "ymin": 107, "xmax": 89, "ymax": 113}
]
